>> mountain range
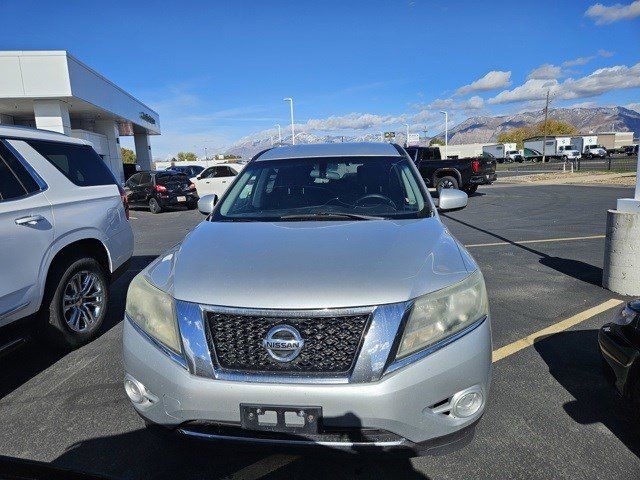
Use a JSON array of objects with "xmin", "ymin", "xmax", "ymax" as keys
[{"xmin": 224, "ymin": 106, "xmax": 640, "ymax": 159}]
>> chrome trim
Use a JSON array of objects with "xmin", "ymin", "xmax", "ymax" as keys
[
  {"xmin": 0, "ymin": 301, "xmax": 30, "ymax": 321},
  {"xmin": 384, "ymin": 316, "xmax": 487, "ymax": 376},
  {"xmin": 125, "ymin": 314, "xmax": 189, "ymax": 371},
  {"xmin": 176, "ymin": 428, "xmax": 407, "ymax": 448},
  {"xmin": 200, "ymin": 304, "xmax": 375, "ymax": 318}
]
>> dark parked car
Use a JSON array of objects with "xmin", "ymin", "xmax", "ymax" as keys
[
  {"xmin": 404, "ymin": 146, "xmax": 497, "ymax": 195},
  {"xmin": 166, "ymin": 164, "xmax": 205, "ymax": 177},
  {"xmin": 599, "ymin": 300, "xmax": 640, "ymax": 408},
  {"xmin": 124, "ymin": 171, "xmax": 199, "ymax": 213}
]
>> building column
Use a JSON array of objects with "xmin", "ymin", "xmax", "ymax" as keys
[
  {"xmin": 0, "ymin": 114, "xmax": 14, "ymax": 125},
  {"xmin": 134, "ymin": 133, "xmax": 153, "ymax": 171},
  {"xmin": 33, "ymin": 100, "xmax": 71, "ymax": 135},
  {"xmin": 94, "ymin": 120, "xmax": 124, "ymax": 184}
]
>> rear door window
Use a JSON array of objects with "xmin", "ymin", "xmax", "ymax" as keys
[{"xmin": 27, "ymin": 140, "xmax": 116, "ymax": 187}]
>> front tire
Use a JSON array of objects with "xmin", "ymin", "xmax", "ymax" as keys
[
  {"xmin": 149, "ymin": 197, "xmax": 162, "ymax": 214},
  {"xmin": 436, "ymin": 175, "xmax": 459, "ymax": 193},
  {"xmin": 39, "ymin": 257, "xmax": 109, "ymax": 349}
]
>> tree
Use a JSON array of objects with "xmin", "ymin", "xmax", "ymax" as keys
[
  {"xmin": 497, "ymin": 120, "xmax": 577, "ymax": 149},
  {"xmin": 429, "ymin": 138, "xmax": 445, "ymax": 146},
  {"xmin": 121, "ymin": 147, "xmax": 136, "ymax": 164},
  {"xmin": 175, "ymin": 151, "xmax": 198, "ymax": 162}
]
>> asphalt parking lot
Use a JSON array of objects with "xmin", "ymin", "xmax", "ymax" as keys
[{"xmin": 1, "ymin": 182, "xmax": 639, "ymax": 479}]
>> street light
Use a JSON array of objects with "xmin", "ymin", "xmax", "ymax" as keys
[
  {"xmin": 440, "ymin": 111, "xmax": 448, "ymax": 158},
  {"xmin": 404, "ymin": 123, "xmax": 409, "ymax": 147},
  {"xmin": 275, "ymin": 124, "xmax": 282, "ymax": 144},
  {"xmin": 283, "ymin": 98, "xmax": 295, "ymax": 145}
]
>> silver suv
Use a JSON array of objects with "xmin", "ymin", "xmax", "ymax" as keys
[
  {"xmin": 123, "ymin": 143, "xmax": 491, "ymax": 454},
  {"xmin": 0, "ymin": 126, "xmax": 133, "ymax": 351}
]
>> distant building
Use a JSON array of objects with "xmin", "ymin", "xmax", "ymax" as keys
[{"xmin": 0, "ymin": 50, "xmax": 161, "ymax": 182}]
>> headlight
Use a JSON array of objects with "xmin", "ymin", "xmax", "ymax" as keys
[
  {"xmin": 612, "ymin": 303, "xmax": 639, "ymax": 326},
  {"xmin": 396, "ymin": 270, "xmax": 488, "ymax": 359},
  {"xmin": 125, "ymin": 273, "xmax": 182, "ymax": 353}
]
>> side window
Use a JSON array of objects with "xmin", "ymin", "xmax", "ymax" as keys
[
  {"xmin": 27, "ymin": 140, "xmax": 116, "ymax": 187},
  {"xmin": 0, "ymin": 156, "xmax": 28, "ymax": 201},
  {"xmin": 221, "ymin": 166, "xmax": 237, "ymax": 177},
  {"xmin": 126, "ymin": 174, "xmax": 140, "ymax": 187},
  {"xmin": 201, "ymin": 168, "xmax": 214, "ymax": 179},
  {"xmin": 0, "ymin": 142, "xmax": 40, "ymax": 197},
  {"xmin": 139, "ymin": 173, "xmax": 152, "ymax": 185}
]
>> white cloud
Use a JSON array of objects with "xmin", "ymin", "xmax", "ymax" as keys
[
  {"xmin": 598, "ymin": 48, "xmax": 615, "ymax": 57},
  {"xmin": 528, "ymin": 64, "xmax": 563, "ymax": 80},
  {"xmin": 488, "ymin": 79, "xmax": 561, "ymax": 104},
  {"xmin": 561, "ymin": 63, "xmax": 640, "ymax": 98},
  {"xmin": 562, "ymin": 56, "xmax": 595, "ymax": 67},
  {"xmin": 489, "ymin": 62, "xmax": 640, "ymax": 104},
  {"xmin": 625, "ymin": 102, "xmax": 640, "ymax": 112},
  {"xmin": 585, "ymin": 1, "xmax": 640, "ymax": 24},
  {"xmin": 455, "ymin": 71, "xmax": 511, "ymax": 96}
]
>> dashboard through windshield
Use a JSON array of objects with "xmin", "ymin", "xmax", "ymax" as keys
[{"xmin": 211, "ymin": 155, "xmax": 431, "ymax": 221}]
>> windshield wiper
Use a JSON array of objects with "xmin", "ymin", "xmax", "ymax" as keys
[{"xmin": 278, "ymin": 212, "xmax": 384, "ymax": 221}]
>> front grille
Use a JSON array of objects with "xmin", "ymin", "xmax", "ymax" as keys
[{"xmin": 206, "ymin": 311, "xmax": 370, "ymax": 374}]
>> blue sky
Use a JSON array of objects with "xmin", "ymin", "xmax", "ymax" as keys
[{"xmin": 2, "ymin": 0, "xmax": 639, "ymax": 157}]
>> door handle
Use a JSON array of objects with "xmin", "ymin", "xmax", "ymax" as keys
[
  {"xmin": 15, "ymin": 215, "xmax": 44, "ymax": 226},
  {"xmin": 222, "ymin": 181, "xmax": 227, "ymax": 184}
]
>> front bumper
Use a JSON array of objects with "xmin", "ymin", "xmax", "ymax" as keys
[
  {"xmin": 599, "ymin": 323, "xmax": 639, "ymax": 396},
  {"xmin": 123, "ymin": 309, "xmax": 492, "ymax": 451}
]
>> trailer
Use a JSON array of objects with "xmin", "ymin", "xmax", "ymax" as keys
[
  {"xmin": 437, "ymin": 143, "xmax": 486, "ymax": 159},
  {"xmin": 482, "ymin": 143, "xmax": 522, "ymax": 163},
  {"xmin": 596, "ymin": 132, "xmax": 634, "ymax": 154},
  {"xmin": 523, "ymin": 136, "xmax": 572, "ymax": 161}
]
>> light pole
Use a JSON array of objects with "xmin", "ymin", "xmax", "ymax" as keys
[
  {"xmin": 283, "ymin": 98, "xmax": 295, "ymax": 145},
  {"xmin": 380, "ymin": 131, "xmax": 384, "ymax": 142},
  {"xmin": 275, "ymin": 124, "xmax": 282, "ymax": 144},
  {"xmin": 404, "ymin": 123, "xmax": 409, "ymax": 147},
  {"xmin": 440, "ymin": 111, "xmax": 448, "ymax": 158}
]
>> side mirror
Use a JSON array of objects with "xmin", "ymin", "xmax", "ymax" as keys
[
  {"xmin": 196, "ymin": 175, "xmax": 202, "ymax": 180},
  {"xmin": 438, "ymin": 189, "xmax": 468, "ymax": 211},
  {"xmin": 198, "ymin": 194, "xmax": 219, "ymax": 215}
]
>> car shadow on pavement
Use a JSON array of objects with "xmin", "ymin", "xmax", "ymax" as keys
[
  {"xmin": 0, "ymin": 255, "xmax": 157, "ymax": 401},
  {"xmin": 534, "ymin": 329, "xmax": 640, "ymax": 458},
  {"xmin": 441, "ymin": 214, "xmax": 603, "ymax": 287},
  {"xmin": 38, "ymin": 413, "xmax": 431, "ymax": 479}
]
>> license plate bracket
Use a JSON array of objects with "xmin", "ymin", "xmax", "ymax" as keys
[{"xmin": 240, "ymin": 404, "xmax": 321, "ymax": 434}]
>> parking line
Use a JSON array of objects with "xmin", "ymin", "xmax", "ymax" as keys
[
  {"xmin": 465, "ymin": 234, "xmax": 605, "ymax": 249},
  {"xmin": 228, "ymin": 455, "xmax": 299, "ymax": 480},
  {"xmin": 492, "ymin": 298, "xmax": 623, "ymax": 363}
]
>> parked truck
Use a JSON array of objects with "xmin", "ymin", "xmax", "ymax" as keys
[
  {"xmin": 523, "ymin": 136, "xmax": 572, "ymax": 162},
  {"xmin": 483, "ymin": 143, "xmax": 523, "ymax": 163},
  {"xmin": 571, "ymin": 135, "xmax": 606, "ymax": 158},
  {"xmin": 597, "ymin": 132, "xmax": 634, "ymax": 155},
  {"xmin": 405, "ymin": 146, "xmax": 497, "ymax": 195}
]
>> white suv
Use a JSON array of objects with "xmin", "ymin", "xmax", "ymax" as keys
[{"xmin": 0, "ymin": 126, "xmax": 133, "ymax": 351}]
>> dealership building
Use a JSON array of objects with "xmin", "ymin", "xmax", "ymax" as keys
[{"xmin": 0, "ymin": 50, "xmax": 160, "ymax": 182}]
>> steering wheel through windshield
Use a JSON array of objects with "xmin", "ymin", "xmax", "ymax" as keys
[{"xmin": 354, "ymin": 193, "xmax": 396, "ymax": 209}]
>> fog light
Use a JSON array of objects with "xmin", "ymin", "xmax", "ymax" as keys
[
  {"xmin": 124, "ymin": 378, "xmax": 145, "ymax": 404},
  {"xmin": 451, "ymin": 389, "xmax": 483, "ymax": 418}
]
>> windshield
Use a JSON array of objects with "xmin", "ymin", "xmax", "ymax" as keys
[{"xmin": 211, "ymin": 156, "xmax": 430, "ymax": 221}]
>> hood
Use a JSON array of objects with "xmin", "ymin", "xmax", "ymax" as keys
[{"xmin": 148, "ymin": 218, "xmax": 472, "ymax": 309}]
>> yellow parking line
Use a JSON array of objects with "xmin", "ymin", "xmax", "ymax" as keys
[
  {"xmin": 465, "ymin": 234, "xmax": 605, "ymax": 249},
  {"xmin": 228, "ymin": 455, "xmax": 299, "ymax": 480},
  {"xmin": 492, "ymin": 298, "xmax": 623, "ymax": 363}
]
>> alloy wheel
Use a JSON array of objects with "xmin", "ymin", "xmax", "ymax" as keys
[{"xmin": 62, "ymin": 271, "xmax": 105, "ymax": 332}]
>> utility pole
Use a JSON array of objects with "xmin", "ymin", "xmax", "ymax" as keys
[
  {"xmin": 283, "ymin": 98, "xmax": 295, "ymax": 145},
  {"xmin": 404, "ymin": 123, "xmax": 410, "ymax": 147},
  {"xmin": 423, "ymin": 127, "xmax": 428, "ymax": 146},
  {"xmin": 541, "ymin": 90, "xmax": 550, "ymax": 163},
  {"xmin": 440, "ymin": 111, "xmax": 448, "ymax": 158}
]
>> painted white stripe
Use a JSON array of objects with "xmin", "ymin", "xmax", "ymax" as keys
[{"xmin": 465, "ymin": 234, "xmax": 605, "ymax": 249}]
